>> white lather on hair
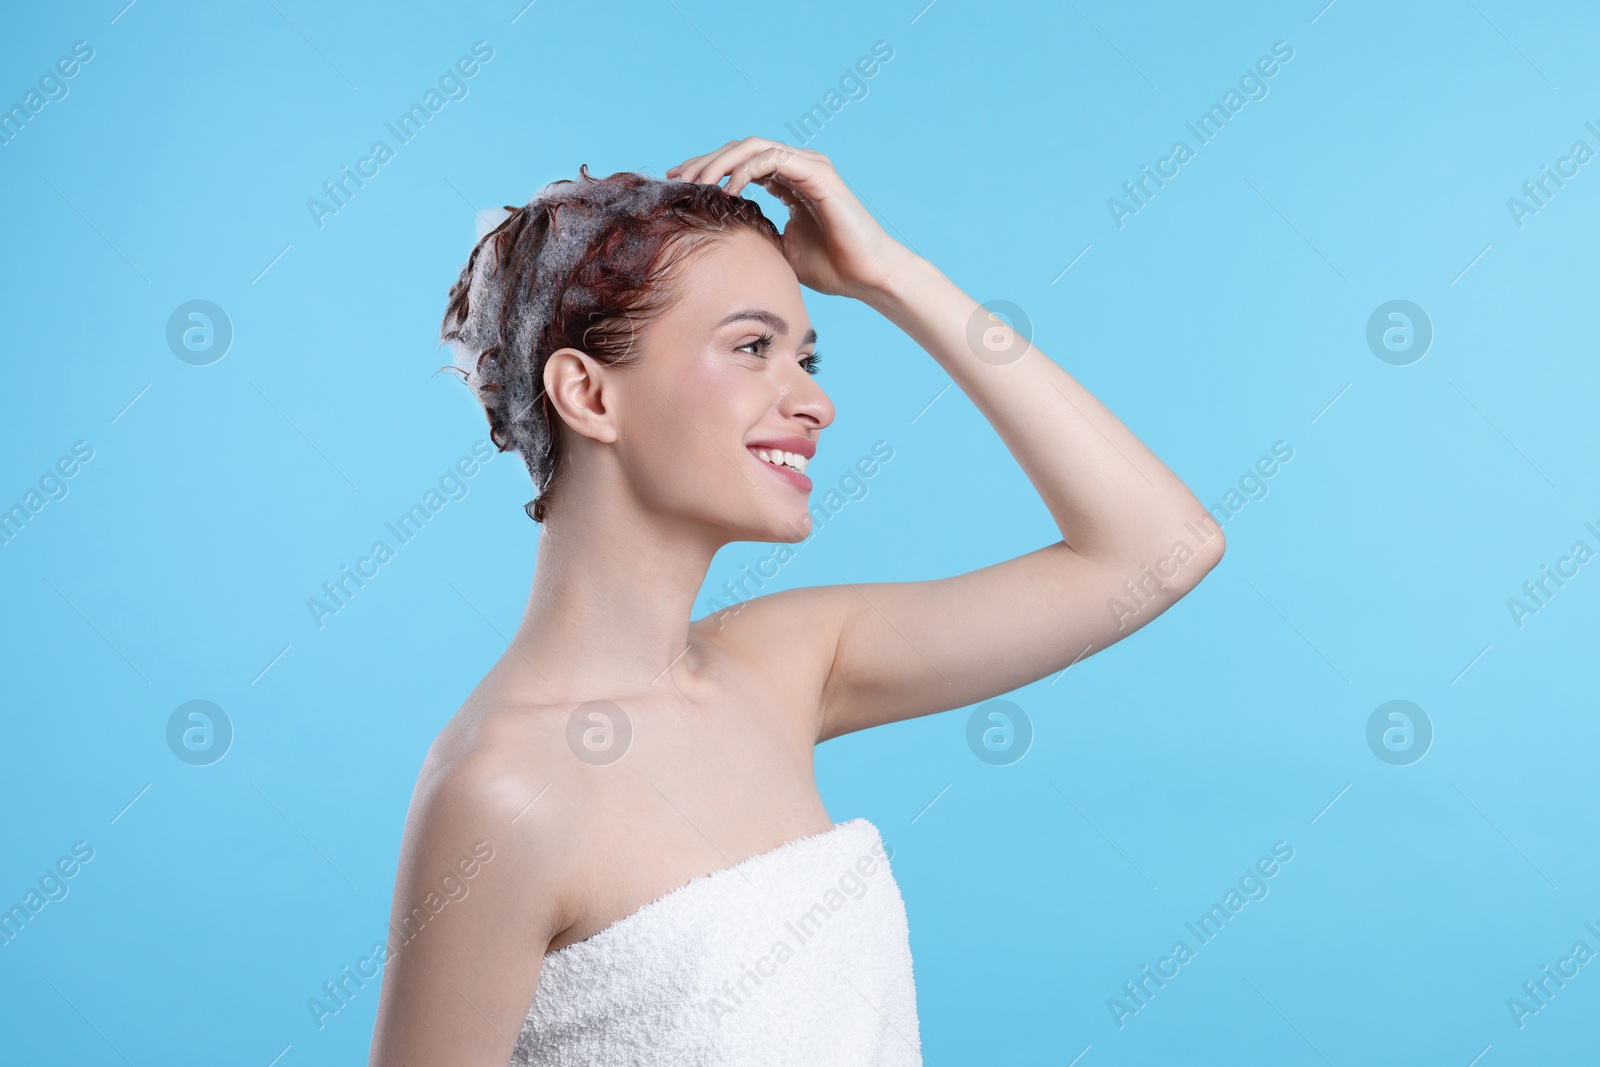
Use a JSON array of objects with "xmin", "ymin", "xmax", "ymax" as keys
[
  {"xmin": 442, "ymin": 174, "xmax": 705, "ymax": 500},
  {"xmin": 473, "ymin": 205, "xmax": 515, "ymax": 240}
]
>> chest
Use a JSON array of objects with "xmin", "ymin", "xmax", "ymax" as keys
[{"xmin": 550, "ymin": 688, "xmax": 833, "ymax": 951}]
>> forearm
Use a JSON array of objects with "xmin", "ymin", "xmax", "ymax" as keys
[{"xmin": 861, "ymin": 251, "xmax": 1220, "ymax": 567}]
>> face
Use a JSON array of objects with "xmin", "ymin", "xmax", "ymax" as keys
[{"xmin": 600, "ymin": 228, "xmax": 834, "ymax": 541}]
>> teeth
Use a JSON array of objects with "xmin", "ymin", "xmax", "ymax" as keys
[{"xmin": 755, "ymin": 448, "xmax": 807, "ymax": 474}]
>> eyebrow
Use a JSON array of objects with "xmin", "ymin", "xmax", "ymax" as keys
[{"xmin": 717, "ymin": 308, "xmax": 818, "ymax": 347}]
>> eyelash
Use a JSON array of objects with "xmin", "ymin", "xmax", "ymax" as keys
[{"xmin": 739, "ymin": 331, "xmax": 823, "ymax": 376}]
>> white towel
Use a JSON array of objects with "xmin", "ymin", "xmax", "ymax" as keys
[{"xmin": 511, "ymin": 818, "xmax": 922, "ymax": 1066}]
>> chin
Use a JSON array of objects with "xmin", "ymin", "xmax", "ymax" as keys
[
  {"xmin": 769, "ymin": 508, "xmax": 812, "ymax": 544},
  {"xmin": 736, "ymin": 499, "xmax": 812, "ymax": 545}
]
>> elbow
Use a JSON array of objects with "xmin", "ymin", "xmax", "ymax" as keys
[
  {"xmin": 1095, "ymin": 514, "xmax": 1225, "ymax": 598},
  {"xmin": 1178, "ymin": 506, "xmax": 1225, "ymax": 574},
  {"xmin": 1183, "ymin": 530, "xmax": 1225, "ymax": 592},
  {"xmin": 1166, "ymin": 524, "xmax": 1225, "ymax": 597},
  {"xmin": 1164, "ymin": 511, "xmax": 1226, "ymax": 587}
]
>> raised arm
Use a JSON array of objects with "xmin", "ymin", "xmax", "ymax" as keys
[
  {"xmin": 814, "ymin": 249, "xmax": 1223, "ymax": 739},
  {"xmin": 671, "ymin": 138, "xmax": 1224, "ymax": 742}
]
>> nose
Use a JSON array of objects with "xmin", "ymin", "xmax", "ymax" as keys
[{"xmin": 778, "ymin": 363, "xmax": 834, "ymax": 431}]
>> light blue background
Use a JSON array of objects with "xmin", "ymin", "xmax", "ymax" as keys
[{"xmin": 2, "ymin": 1, "xmax": 1597, "ymax": 1064}]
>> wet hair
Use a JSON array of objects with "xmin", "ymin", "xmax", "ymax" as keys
[{"xmin": 439, "ymin": 166, "xmax": 783, "ymax": 523}]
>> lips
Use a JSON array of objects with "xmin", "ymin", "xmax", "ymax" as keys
[
  {"xmin": 745, "ymin": 435, "xmax": 816, "ymax": 459},
  {"xmin": 746, "ymin": 438, "xmax": 814, "ymax": 493}
]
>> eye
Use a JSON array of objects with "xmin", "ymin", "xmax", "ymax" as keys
[
  {"xmin": 736, "ymin": 331, "xmax": 776, "ymax": 356},
  {"xmin": 735, "ymin": 332, "xmax": 821, "ymax": 376}
]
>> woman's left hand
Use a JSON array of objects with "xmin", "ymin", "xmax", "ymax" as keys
[{"xmin": 666, "ymin": 137, "xmax": 911, "ymax": 302}]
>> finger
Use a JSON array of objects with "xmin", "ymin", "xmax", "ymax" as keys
[
  {"xmin": 681, "ymin": 137, "xmax": 826, "ymax": 191},
  {"xmin": 663, "ymin": 139, "xmax": 825, "ymax": 181},
  {"xmin": 752, "ymin": 173, "xmax": 807, "ymax": 210},
  {"xmin": 666, "ymin": 139, "xmax": 748, "ymax": 182},
  {"xmin": 683, "ymin": 136, "xmax": 797, "ymax": 189},
  {"xmin": 719, "ymin": 142, "xmax": 810, "ymax": 195},
  {"xmin": 662, "ymin": 143, "xmax": 736, "ymax": 181},
  {"xmin": 726, "ymin": 145, "xmax": 831, "ymax": 198},
  {"xmin": 783, "ymin": 145, "xmax": 830, "ymax": 165},
  {"xmin": 665, "ymin": 150, "xmax": 731, "ymax": 181},
  {"xmin": 730, "ymin": 154, "xmax": 803, "ymax": 198}
]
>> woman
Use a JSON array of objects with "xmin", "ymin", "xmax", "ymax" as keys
[{"xmin": 367, "ymin": 137, "xmax": 1224, "ymax": 1066}]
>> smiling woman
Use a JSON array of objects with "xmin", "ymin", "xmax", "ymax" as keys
[
  {"xmin": 369, "ymin": 137, "xmax": 1223, "ymax": 1067},
  {"xmin": 438, "ymin": 165, "xmax": 804, "ymax": 525}
]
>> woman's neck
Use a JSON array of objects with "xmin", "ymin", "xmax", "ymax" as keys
[{"xmin": 502, "ymin": 502, "xmax": 723, "ymax": 703}]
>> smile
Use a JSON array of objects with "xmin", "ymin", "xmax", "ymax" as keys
[
  {"xmin": 751, "ymin": 447, "xmax": 808, "ymax": 475},
  {"xmin": 746, "ymin": 446, "xmax": 814, "ymax": 493}
]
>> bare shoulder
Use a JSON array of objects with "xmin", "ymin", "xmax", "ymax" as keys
[
  {"xmin": 417, "ymin": 700, "xmax": 576, "ymax": 817},
  {"xmin": 694, "ymin": 584, "xmax": 845, "ymax": 743},
  {"xmin": 368, "ymin": 704, "xmax": 580, "ymax": 1066},
  {"xmin": 402, "ymin": 702, "xmax": 584, "ymax": 928}
]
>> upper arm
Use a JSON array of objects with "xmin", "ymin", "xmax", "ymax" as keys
[
  {"xmin": 720, "ymin": 531, "xmax": 1224, "ymax": 744},
  {"xmin": 368, "ymin": 754, "xmax": 568, "ymax": 1067}
]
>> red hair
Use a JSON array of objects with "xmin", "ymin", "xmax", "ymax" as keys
[{"xmin": 440, "ymin": 166, "xmax": 784, "ymax": 522}]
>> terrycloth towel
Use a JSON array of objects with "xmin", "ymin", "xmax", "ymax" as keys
[{"xmin": 510, "ymin": 818, "xmax": 922, "ymax": 1066}]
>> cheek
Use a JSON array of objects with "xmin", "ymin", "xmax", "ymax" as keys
[
  {"xmin": 684, "ymin": 353, "xmax": 763, "ymax": 422},
  {"xmin": 629, "ymin": 355, "xmax": 763, "ymax": 484}
]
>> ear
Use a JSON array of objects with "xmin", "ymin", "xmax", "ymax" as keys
[{"xmin": 543, "ymin": 347, "xmax": 620, "ymax": 444}]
